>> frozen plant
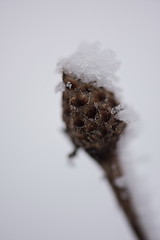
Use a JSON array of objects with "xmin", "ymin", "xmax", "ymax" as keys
[{"xmin": 57, "ymin": 43, "xmax": 148, "ymax": 240}]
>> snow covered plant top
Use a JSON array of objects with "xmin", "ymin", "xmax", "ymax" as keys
[
  {"xmin": 57, "ymin": 42, "xmax": 120, "ymax": 90},
  {"xmin": 56, "ymin": 42, "xmax": 136, "ymax": 124},
  {"xmin": 111, "ymin": 104, "xmax": 137, "ymax": 123}
]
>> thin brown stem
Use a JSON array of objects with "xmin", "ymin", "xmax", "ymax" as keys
[{"xmin": 85, "ymin": 148, "xmax": 147, "ymax": 240}]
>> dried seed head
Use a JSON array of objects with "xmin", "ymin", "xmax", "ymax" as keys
[{"xmin": 62, "ymin": 73, "xmax": 126, "ymax": 153}]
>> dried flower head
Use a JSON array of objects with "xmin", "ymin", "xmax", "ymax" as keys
[
  {"xmin": 62, "ymin": 73, "xmax": 126, "ymax": 159},
  {"xmin": 57, "ymin": 44, "xmax": 146, "ymax": 240}
]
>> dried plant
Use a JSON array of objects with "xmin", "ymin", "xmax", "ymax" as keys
[{"xmin": 58, "ymin": 43, "xmax": 147, "ymax": 240}]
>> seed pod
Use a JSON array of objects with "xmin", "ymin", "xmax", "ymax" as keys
[{"xmin": 62, "ymin": 73, "xmax": 126, "ymax": 155}]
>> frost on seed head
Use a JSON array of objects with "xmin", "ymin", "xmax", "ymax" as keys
[
  {"xmin": 65, "ymin": 82, "xmax": 73, "ymax": 89},
  {"xmin": 111, "ymin": 104, "xmax": 138, "ymax": 123},
  {"xmin": 57, "ymin": 42, "xmax": 120, "ymax": 90},
  {"xmin": 57, "ymin": 42, "xmax": 137, "ymax": 124}
]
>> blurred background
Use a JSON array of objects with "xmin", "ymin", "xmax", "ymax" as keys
[{"xmin": 0, "ymin": 0, "xmax": 160, "ymax": 239}]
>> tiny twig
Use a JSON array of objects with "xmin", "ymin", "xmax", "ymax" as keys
[{"xmin": 68, "ymin": 145, "xmax": 79, "ymax": 158}]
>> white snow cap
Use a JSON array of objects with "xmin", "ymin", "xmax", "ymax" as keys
[
  {"xmin": 111, "ymin": 104, "xmax": 138, "ymax": 123},
  {"xmin": 57, "ymin": 42, "xmax": 120, "ymax": 89},
  {"xmin": 57, "ymin": 42, "xmax": 136, "ymax": 123}
]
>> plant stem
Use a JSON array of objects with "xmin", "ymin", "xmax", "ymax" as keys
[{"xmin": 85, "ymin": 148, "xmax": 147, "ymax": 240}]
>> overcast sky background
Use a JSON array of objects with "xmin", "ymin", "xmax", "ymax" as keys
[{"xmin": 0, "ymin": 0, "xmax": 160, "ymax": 240}]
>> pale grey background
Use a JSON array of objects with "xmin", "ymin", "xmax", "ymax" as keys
[{"xmin": 0, "ymin": 0, "xmax": 160, "ymax": 240}]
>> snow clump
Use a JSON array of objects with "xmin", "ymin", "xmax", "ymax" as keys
[{"xmin": 57, "ymin": 42, "xmax": 120, "ymax": 90}]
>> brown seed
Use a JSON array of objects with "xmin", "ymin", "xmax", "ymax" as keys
[
  {"xmin": 99, "ymin": 126, "xmax": 109, "ymax": 135},
  {"xmin": 74, "ymin": 118, "xmax": 84, "ymax": 127},
  {"xmin": 86, "ymin": 105, "xmax": 97, "ymax": 118},
  {"xmin": 70, "ymin": 95, "xmax": 88, "ymax": 107}
]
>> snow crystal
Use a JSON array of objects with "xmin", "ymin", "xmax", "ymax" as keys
[
  {"xmin": 111, "ymin": 104, "xmax": 124, "ymax": 115},
  {"xmin": 57, "ymin": 42, "xmax": 120, "ymax": 89},
  {"xmin": 111, "ymin": 104, "xmax": 138, "ymax": 123},
  {"xmin": 65, "ymin": 81, "xmax": 73, "ymax": 90}
]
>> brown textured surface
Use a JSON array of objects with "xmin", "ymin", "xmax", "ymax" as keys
[
  {"xmin": 62, "ymin": 73, "xmax": 147, "ymax": 240},
  {"xmin": 62, "ymin": 73, "xmax": 126, "ymax": 153}
]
